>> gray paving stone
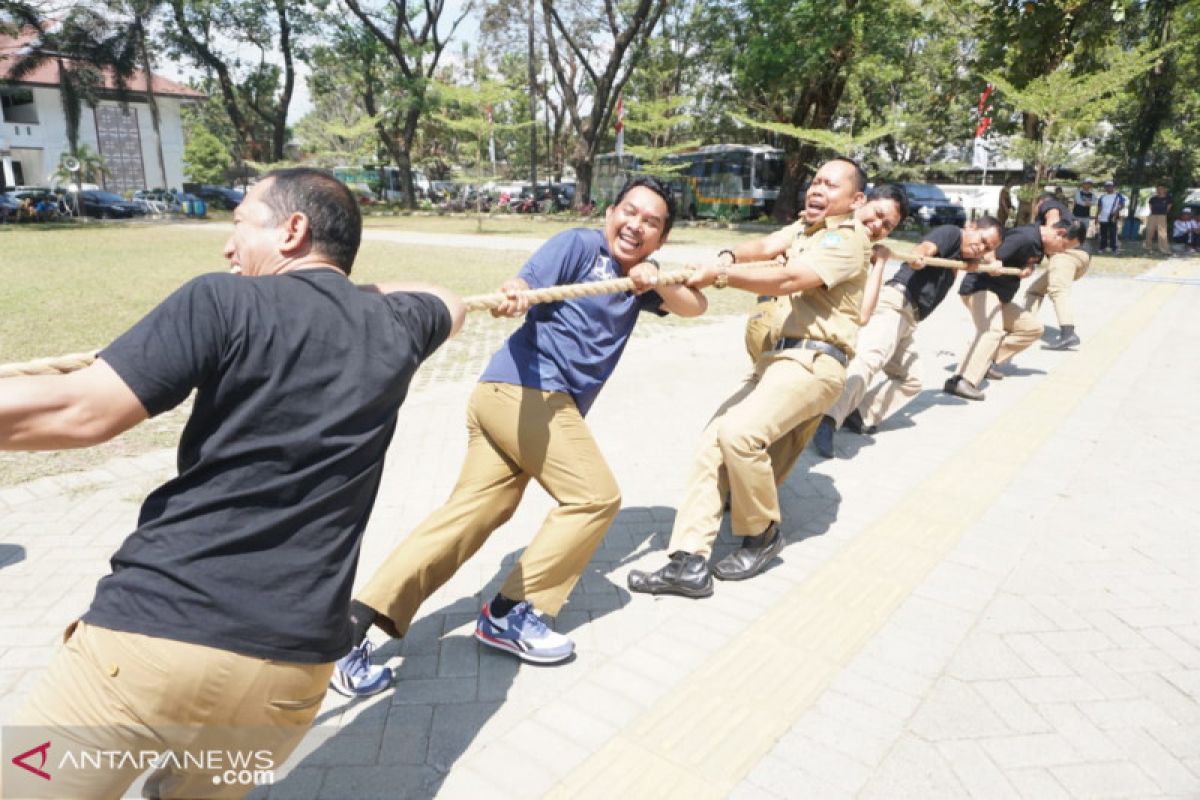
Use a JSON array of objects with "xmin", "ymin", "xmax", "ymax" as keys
[
  {"xmin": 981, "ymin": 733, "xmax": 1081, "ymax": 770},
  {"xmin": 261, "ymin": 768, "xmax": 325, "ymax": 800},
  {"xmin": 318, "ymin": 765, "xmax": 439, "ymax": 798},
  {"xmin": 910, "ymin": 679, "xmax": 1012, "ymax": 741},
  {"xmin": 427, "ymin": 701, "xmax": 502, "ymax": 772},
  {"xmin": 1050, "ymin": 762, "xmax": 1159, "ymax": 799},
  {"xmin": 436, "ymin": 636, "xmax": 479, "ymax": 678},
  {"xmin": 1005, "ymin": 767, "xmax": 1071, "ymax": 800},
  {"xmin": 378, "ymin": 704, "xmax": 432, "ymax": 765},
  {"xmin": 1109, "ymin": 727, "xmax": 1200, "ymax": 796},
  {"xmin": 388, "ymin": 677, "xmax": 477, "ymax": 706},
  {"xmin": 936, "ymin": 740, "xmax": 1018, "ymax": 800},
  {"xmin": 858, "ymin": 735, "xmax": 966, "ymax": 799},
  {"xmin": 969, "ymin": 680, "xmax": 1052, "ymax": 735}
]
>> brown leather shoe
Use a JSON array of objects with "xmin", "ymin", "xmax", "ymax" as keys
[
  {"xmin": 712, "ymin": 522, "xmax": 785, "ymax": 581},
  {"xmin": 628, "ymin": 552, "xmax": 714, "ymax": 598},
  {"xmin": 944, "ymin": 376, "xmax": 985, "ymax": 401}
]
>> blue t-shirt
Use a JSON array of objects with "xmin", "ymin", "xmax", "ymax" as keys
[{"xmin": 480, "ymin": 228, "xmax": 666, "ymax": 415}]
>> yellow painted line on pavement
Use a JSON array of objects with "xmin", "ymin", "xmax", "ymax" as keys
[{"xmin": 547, "ymin": 282, "xmax": 1178, "ymax": 799}]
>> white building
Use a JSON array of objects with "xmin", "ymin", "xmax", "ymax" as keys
[{"xmin": 0, "ymin": 29, "xmax": 203, "ymax": 193}]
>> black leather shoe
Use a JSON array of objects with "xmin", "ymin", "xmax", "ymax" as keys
[
  {"xmin": 627, "ymin": 552, "xmax": 713, "ymax": 598},
  {"xmin": 1045, "ymin": 331, "xmax": 1080, "ymax": 350},
  {"xmin": 812, "ymin": 415, "xmax": 836, "ymax": 458},
  {"xmin": 712, "ymin": 522, "xmax": 785, "ymax": 581},
  {"xmin": 944, "ymin": 376, "xmax": 985, "ymax": 401},
  {"xmin": 842, "ymin": 409, "xmax": 867, "ymax": 435}
]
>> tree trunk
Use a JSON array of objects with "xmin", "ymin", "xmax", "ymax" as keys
[
  {"xmin": 572, "ymin": 135, "xmax": 593, "ymax": 209},
  {"xmin": 136, "ymin": 24, "xmax": 169, "ymax": 188}
]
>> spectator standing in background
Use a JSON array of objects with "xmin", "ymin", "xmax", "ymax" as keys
[
  {"xmin": 1144, "ymin": 184, "xmax": 1172, "ymax": 257},
  {"xmin": 1096, "ymin": 181, "xmax": 1124, "ymax": 254}
]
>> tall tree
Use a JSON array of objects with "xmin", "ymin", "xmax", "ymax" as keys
[
  {"xmin": 700, "ymin": 0, "xmax": 872, "ymax": 222},
  {"xmin": 341, "ymin": 0, "xmax": 473, "ymax": 208},
  {"xmin": 166, "ymin": 0, "xmax": 306, "ymax": 163},
  {"xmin": 541, "ymin": 0, "xmax": 668, "ymax": 208}
]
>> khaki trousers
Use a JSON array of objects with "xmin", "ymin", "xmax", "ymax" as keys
[
  {"xmin": 1024, "ymin": 254, "xmax": 1089, "ymax": 327},
  {"xmin": 825, "ymin": 286, "xmax": 922, "ymax": 428},
  {"xmin": 669, "ymin": 349, "xmax": 845, "ymax": 558},
  {"xmin": 5, "ymin": 622, "xmax": 330, "ymax": 800},
  {"xmin": 956, "ymin": 291, "xmax": 1044, "ymax": 386},
  {"xmin": 1145, "ymin": 214, "xmax": 1171, "ymax": 255},
  {"xmin": 357, "ymin": 382, "xmax": 620, "ymax": 635}
]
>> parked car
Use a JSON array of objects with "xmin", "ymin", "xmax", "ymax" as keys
[
  {"xmin": 1, "ymin": 191, "xmax": 22, "ymax": 222},
  {"xmin": 898, "ymin": 183, "xmax": 966, "ymax": 229},
  {"xmin": 188, "ymin": 184, "xmax": 243, "ymax": 210},
  {"xmin": 78, "ymin": 190, "xmax": 148, "ymax": 219}
]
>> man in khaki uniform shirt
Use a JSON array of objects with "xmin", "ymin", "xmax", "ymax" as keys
[
  {"xmin": 1023, "ymin": 246, "xmax": 1090, "ymax": 350},
  {"xmin": 628, "ymin": 159, "xmax": 905, "ymax": 598}
]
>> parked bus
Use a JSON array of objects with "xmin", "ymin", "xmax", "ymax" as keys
[
  {"xmin": 333, "ymin": 165, "xmax": 430, "ymax": 202},
  {"xmin": 592, "ymin": 145, "xmax": 785, "ymax": 220}
]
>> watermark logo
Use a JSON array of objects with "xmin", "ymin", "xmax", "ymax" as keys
[{"xmin": 11, "ymin": 740, "xmax": 52, "ymax": 781}]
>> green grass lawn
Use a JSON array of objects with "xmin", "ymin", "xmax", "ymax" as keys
[{"xmin": 0, "ymin": 218, "xmax": 1167, "ymax": 486}]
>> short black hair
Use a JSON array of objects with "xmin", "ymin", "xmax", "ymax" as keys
[
  {"xmin": 830, "ymin": 156, "xmax": 869, "ymax": 193},
  {"xmin": 614, "ymin": 175, "xmax": 676, "ymax": 236},
  {"xmin": 974, "ymin": 214, "xmax": 1001, "ymax": 230},
  {"xmin": 1056, "ymin": 219, "xmax": 1087, "ymax": 244},
  {"xmin": 868, "ymin": 183, "xmax": 910, "ymax": 221},
  {"xmin": 259, "ymin": 167, "xmax": 362, "ymax": 274}
]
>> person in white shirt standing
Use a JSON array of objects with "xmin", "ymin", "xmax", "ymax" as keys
[{"xmin": 1095, "ymin": 181, "xmax": 1125, "ymax": 254}]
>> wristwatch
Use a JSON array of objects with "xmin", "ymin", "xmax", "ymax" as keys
[{"xmin": 714, "ymin": 264, "xmax": 729, "ymax": 289}]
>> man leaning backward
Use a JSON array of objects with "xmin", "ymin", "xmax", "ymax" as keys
[
  {"xmin": 332, "ymin": 176, "xmax": 708, "ymax": 696},
  {"xmin": 628, "ymin": 158, "xmax": 879, "ymax": 598},
  {"xmin": 0, "ymin": 168, "xmax": 465, "ymax": 799}
]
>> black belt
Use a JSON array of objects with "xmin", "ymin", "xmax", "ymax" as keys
[{"xmin": 773, "ymin": 337, "xmax": 849, "ymax": 367}]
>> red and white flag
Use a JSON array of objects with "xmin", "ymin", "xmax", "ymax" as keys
[{"xmin": 614, "ymin": 95, "xmax": 625, "ymax": 158}]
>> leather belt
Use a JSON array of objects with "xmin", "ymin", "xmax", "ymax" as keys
[{"xmin": 773, "ymin": 337, "xmax": 849, "ymax": 367}]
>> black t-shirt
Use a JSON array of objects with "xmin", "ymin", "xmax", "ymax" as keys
[
  {"xmin": 889, "ymin": 225, "xmax": 963, "ymax": 321},
  {"xmin": 86, "ymin": 270, "xmax": 452, "ymax": 663},
  {"xmin": 960, "ymin": 225, "xmax": 1043, "ymax": 303},
  {"xmin": 1149, "ymin": 195, "xmax": 1171, "ymax": 215},
  {"xmin": 1035, "ymin": 199, "xmax": 1073, "ymax": 226}
]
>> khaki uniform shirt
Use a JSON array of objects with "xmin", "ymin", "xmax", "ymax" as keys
[
  {"xmin": 743, "ymin": 219, "xmax": 809, "ymax": 360},
  {"xmin": 778, "ymin": 213, "xmax": 872, "ymax": 359}
]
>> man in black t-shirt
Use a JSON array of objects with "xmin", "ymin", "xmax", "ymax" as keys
[
  {"xmin": 1034, "ymin": 192, "xmax": 1073, "ymax": 227},
  {"xmin": 946, "ymin": 220, "xmax": 1085, "ymax": 400},
  {"xmin": 1145, "ymin": 184, "xmax": 1172, "ymax": 256},
  {"xmin": 0, "ymin": 168, "xmax": 464, "ymax": 798},
  {"xmin": 815, "ymin": 218, "xmax": 1003, "ymax": 455}
]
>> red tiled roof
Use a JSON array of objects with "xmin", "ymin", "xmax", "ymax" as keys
[{"xmin": 0, "ymin": 30, "xmax": 205, "ymax": 99}]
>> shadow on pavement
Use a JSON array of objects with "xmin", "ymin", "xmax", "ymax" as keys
[
  {"xmin": 0, "ymin": 543, "xmax": 26, "ymax": 571},
  {"xmin": 271, "ymin": 505, "xmax": 654, "ymax": 798}
]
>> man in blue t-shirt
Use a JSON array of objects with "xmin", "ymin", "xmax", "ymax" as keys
[
  {"xmin": 335, "ymin": 177, "xmax": 707, "ymax": 694},
  {"xmin": 0, "ymin": 168, "xmax": 464, "ymax": 798}
]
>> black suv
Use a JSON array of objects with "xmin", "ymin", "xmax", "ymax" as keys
[
  {"xmin": 184, "ymin": 184, "xmax": 244, "ymax": 210},
  {"xmin": 898, "ymin": 183, "xmax": 967, "ymax": 229}
]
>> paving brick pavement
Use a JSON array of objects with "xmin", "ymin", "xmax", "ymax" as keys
[{"xmin": 1, "ymin": 259, "xmax": 1198, "ymax": 798}]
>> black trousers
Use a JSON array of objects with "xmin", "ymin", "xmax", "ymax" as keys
[{"xmin": 1098, "ymin": 220, "xmax": 1118, "ymax": 251}]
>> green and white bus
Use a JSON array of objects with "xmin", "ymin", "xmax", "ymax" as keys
[{"xmin": 593, "ymin": 144, "xmax": 785, "ymax": 220}]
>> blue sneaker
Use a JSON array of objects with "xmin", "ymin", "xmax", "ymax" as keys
[
  {"xmin": 474, "ymin": 601, "xmax": 574, "ymax": 664},
  {"xmin": 329, "ymin": 638, "xmax": 393, "ymax": 697}
]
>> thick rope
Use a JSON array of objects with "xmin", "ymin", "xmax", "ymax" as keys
[
  {"xmin": 0, "ymin": 350, "xmax": 99, "ymax": 379},
  {"xmin": 462, "ymin": 266, "xmax": 694, "ymax": 312},
  {"xmin": 882, "ymin": 242, "xmax": 1023, "ymax": 276},
  {"xmin": 0, "ymin": 249, "xmax": 1019, "ymax": 378},
  {"xmin": 0, "ymin": 264, "xmax": 698, "ymax": 377}
]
